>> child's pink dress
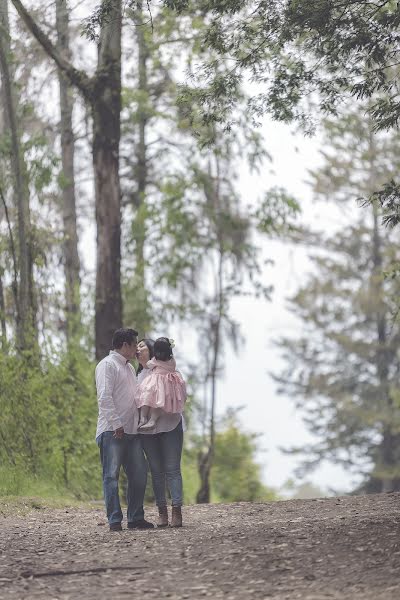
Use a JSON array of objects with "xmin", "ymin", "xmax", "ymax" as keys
[{"xmin": 136, "ymin": 357, "xmax": 186, "ymax": 413}]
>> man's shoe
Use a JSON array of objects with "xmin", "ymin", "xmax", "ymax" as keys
[
  {"xmin": 127, "ymin": 519, "xmax": 154, "ymax": 530},
  {"xmin": 109, "ymin": 522, "xmax": 122, "ymax": 531}
]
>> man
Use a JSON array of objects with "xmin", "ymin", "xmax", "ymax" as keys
[{"xmin": 95, "ymin": 327, "xmax": 153, "ymax": 531}]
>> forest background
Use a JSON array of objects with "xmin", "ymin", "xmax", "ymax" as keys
[{"xmin": 1, "ymin": 0, "xmax": 400, "ymax": 504}]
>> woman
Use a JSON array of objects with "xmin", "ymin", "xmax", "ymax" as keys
[{"xmin": 136, "ymin": 338, "xmax": 184, "ymax": 527}]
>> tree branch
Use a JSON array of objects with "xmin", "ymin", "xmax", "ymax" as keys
[{"xmin": 11, "ymin": 0, "xmax": 93, "ymax": 100}]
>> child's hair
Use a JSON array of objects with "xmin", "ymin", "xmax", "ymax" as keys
[{"xmin": 154, "ymin": 337, "xmax": 173, "ymax": 362}]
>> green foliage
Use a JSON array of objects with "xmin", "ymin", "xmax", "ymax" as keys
[
  {"xmin": 282, "ymin": 479, "xmax": 327, "ymax": 499},
  {"xmin": 0, "ymin": 350, "xmax": 100, "ymax": 499},
  {"xmin": 274, "ymin": 105, "xmax": 400, "ymax": 492},
  {"xmin": 183, "ymin": 412, "xmax": 276, "ymax": 503},
  {"xmin": 255, "ymin": 187, "xmax": 300, "ymax": 235},
  {"xmin": 163, "ymin": 0, "xmax": 400, "ymax": 141},
  {"xmin": 211, "ymin": 419, "xmax": 276, "ymax": 502}
]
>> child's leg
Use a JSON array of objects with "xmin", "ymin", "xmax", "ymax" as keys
[
  {"xmin": 138, "ymin": 406, "xmax": 150, "ymax": 426},
  {"xmin": 138, "ymin": 407, "xmax": 162, "ymax": 430}
]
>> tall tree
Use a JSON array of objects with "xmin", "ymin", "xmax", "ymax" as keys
[
  {"xmin": 55, "ymin": 0, "xmax": 81, "ymax": 343},
  {"xmin": 274, "ymin": 107, "xmax": 400, "ymax": 492},
  {"xmin": 121, "ymin": 0, "xmax": 153, "ymax": 335},
  {"xmin": 11, "ymin": 0, "xmax": 123, "ymax": 358},
  {"xmin": 0, "ymin": 0, "xmax": 37, "ymax": 350}
]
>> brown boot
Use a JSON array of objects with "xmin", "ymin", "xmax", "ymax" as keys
[
  {"xmin": 171, "ymin": 505, "xmax": 182, "ymax": 528},
  {"xmin": 157, "ymin": 505, "xmax": 168, "ymax": 527}
]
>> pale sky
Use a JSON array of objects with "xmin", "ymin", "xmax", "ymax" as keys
[{"xmin": 211, "ymin": 118, "xmax": 361, "ymax": 495}]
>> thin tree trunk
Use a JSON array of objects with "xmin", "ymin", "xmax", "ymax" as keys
[
  {"xmin": 0, "ymin": 267, "xmax": 6, "ymax": 347},
  {"xmin": 196, "ymin": 257, "xmax": 223, "ymax": 504},
  {"xmin": 197, "ymin": 157, "xmax": 223, "ymax": 504},
  {"xmin": 56, "ymin": 0, "xmax": 81, "ymax": 344},
  {"xmin": 0, "ymin": 185, "xmax": 19, "ymax": 319},
  {"xmin": 0, "ymin": 0, "xmax": 36, "ymax": 350},
  {"xmin": 128, "ymin": 2, "xmax": 151, "ymax": 335},
  {"xmin": 135, "ymin": 2, "xmax": 148, "ymax": 304}
]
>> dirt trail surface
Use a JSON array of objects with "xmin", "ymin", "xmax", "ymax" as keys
[{"xmin": 0, "ymin": 493, "xmax": 399, "ymax": 599}]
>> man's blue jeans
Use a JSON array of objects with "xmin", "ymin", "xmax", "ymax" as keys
[
  {"xmin": 97, "ymin": 432, "xmax": 148, "ymax": 525},
  {"xmin": 140, "ymin": 420, "xmax": 183, "ymax": 507}
]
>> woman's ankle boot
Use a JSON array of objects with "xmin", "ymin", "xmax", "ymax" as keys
[
  {"xmin": 171, "ymin": 505, "xmax": 182, "ymax": 528},
  {"xmin": 157, "ymin": 505, "xmax": 169, "ymax": 527}
]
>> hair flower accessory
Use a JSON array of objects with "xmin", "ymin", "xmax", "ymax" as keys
[{"xmin": 169, "ymin": 338, "xmax": 175, "ymax": 348}]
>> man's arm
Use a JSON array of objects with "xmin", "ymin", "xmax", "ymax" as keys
[{"xmin": 96, "ymin": 361, "xmax": 124, "ymax": 437}]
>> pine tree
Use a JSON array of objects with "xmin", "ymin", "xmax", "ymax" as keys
[{"xmin": 274, "ymin": 106, "xmax": 400, "ymax": 492}]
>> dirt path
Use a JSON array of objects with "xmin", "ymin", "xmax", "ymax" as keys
[{"xmin": 0, "ymin": 492, "xmax": 399, "ymax": 599}]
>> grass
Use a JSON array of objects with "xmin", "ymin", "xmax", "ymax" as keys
[{"xmin": 0, "ymin": 467, "xmax": 97, "ymax": 516}]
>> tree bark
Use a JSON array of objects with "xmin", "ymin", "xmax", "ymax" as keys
[
  {"xmin": 0, "ymin": 267, "xmax": 6, "ymax": 348},
  {"xmin": 11, "ymin": 0, "xmax": 124, "ymax": 359},
  {"xmin": 0, "ymin": 0, "xmax": 37, "ymax": 350},
  {"xmin": 134, "ymin": 2, "xmax": 148, "ymax": 305},
  {"xmin": 124, "ymin": 2, "xmax": 151, "ymax": 335},
  {"xmin": 93, "ymin": 0, "xmax": 123, "ymax": 359},
  {"xmin": 0, "ymin": 185, "xmax": 19, "ymax": 322},
  {"xmin": 196, "ymin": 158, "xmax": 223, "ymax": 504},
  {"xmin": 56, "ymin": 0, "xmax": 81, "ymax": 344}
]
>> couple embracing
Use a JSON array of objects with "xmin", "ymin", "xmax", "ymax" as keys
[{"xmin": 95, "ymin": 328, "xmax": 187, "ymax": 532}]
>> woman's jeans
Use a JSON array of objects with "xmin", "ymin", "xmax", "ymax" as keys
[
  {"xmin": 140, "ymin": 420, "xmax": 183, "ymax": 507},
  {"xmin": 97, "ymin": 432, "xmax": 148, "ymax": 525}
]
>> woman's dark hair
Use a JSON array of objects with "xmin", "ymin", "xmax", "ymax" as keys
[
  {"xmin": 136, "ymin": 338, "xmax": 155, "ymax": 375},
  {"xmin": 112, "ymin": 328, "xmax": 138, "ymax": 349},
  {"xmin": 154, "ymin": 337, "xmax": 173, "ymax": 362}
]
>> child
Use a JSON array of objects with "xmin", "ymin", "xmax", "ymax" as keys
[{"xmin": 136, "ymin": 337, "xmax": 186, "ymax": 431}]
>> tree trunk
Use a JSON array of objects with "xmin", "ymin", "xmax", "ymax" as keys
[
  {"xmin": 196, "ymin": 158, "xmax": 223, "ymax": 504},
  {"xmin": 0, "ymin": 185, "xmax": 19, "ymax": 328},
  {"xmin": 93, "ymin": 0, "xmax": 123, "ymax": 359},
  {"xmin": 135, "ymin": 2, "xmax": 148, "ymax": 305},
  {"xmin": 11, "ymin": 0, "xmax": 124, "ymax": 360},
  {"xmin": 127, "ymin": 2, "xmax": 151, "ymax": 335},
  {"xmin": 0, "ymin": 0, "xmax": 36, "ymax": 350},
  {"xmin": 56, "ymin": 0, "xmax": 81, "ymax": 344},
  {"xmin": 196, "ymin": 272, "xmax": 223, "ymax": 504},
  {"xmin": 0, "ymin": 267, "xmax": 6, "ymax": 348}
]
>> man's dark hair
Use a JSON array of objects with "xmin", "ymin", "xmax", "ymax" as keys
[
  {"xmin": 112, "ymin": 328, "xmax": 138, "ymax": 349},
  {"xmin": 154, "ymin": 337, "xmax": 173, "ymax": 362}
]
